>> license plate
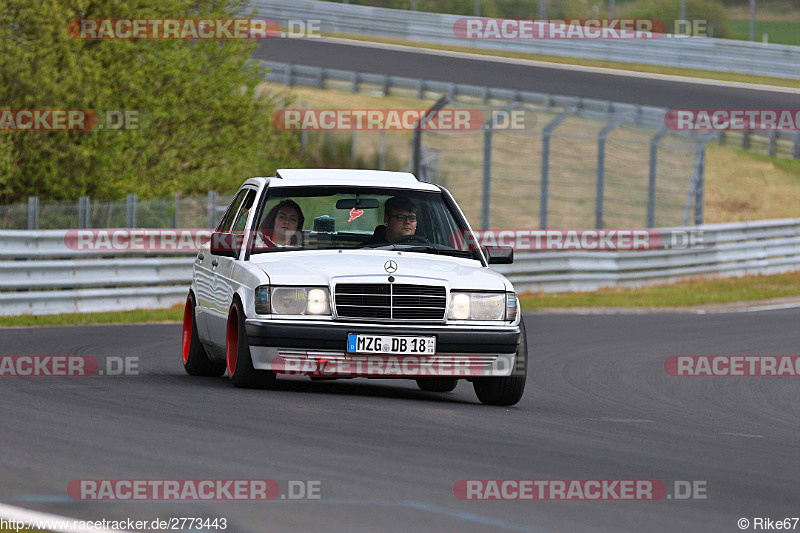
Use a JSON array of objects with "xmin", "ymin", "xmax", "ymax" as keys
[{"xmin": 347, "ymin": 334, "xmax": 435, "ymax": 355}]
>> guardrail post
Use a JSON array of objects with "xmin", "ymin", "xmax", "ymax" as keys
[
  {"xmin": 351, "ymin": 130, "xmax": 358, "ymax": 166},
  {"xmin": 482, "ymin": 87, "xmax": 489, "ymax": 105},
  {"xmin": 416, "ymin": 80, "xmax": 425, "ymax": 100},
  {"xmin": 448, "ymin": 83, "xmax": 456, "ymax": 101},
  {"xmin": 379, "ymin": 131, "xmax": 387, "ymax": 170},
  {"xmin": 126, "ymin": 193, "xmax": 137, "ymax": 228},
  {"xmin": 742, "ymin": 130, "xmax": 750, "ymax": 149},
  {"xmin": 596, "ymin": 117, "xmax": 624, "ymax": 229},
  {"xmin": 382, "ymin": 75, "xmax": 390, "ymax": 97},
  {"xmin": 208, "ymin": 190, "xmax": 218, "ymax": 229},
  {"xmin": 647, "ymin": 127, "xmax": 669, "ymax": 228},
  {"xmin": 286, "ymin": 64, "xmax": 294, "ymax": 87},
  {"xmin": 540, "ymin": 108, "xmax": 575, "ymax": 229},
  {"xmin": 78, "ymin": 196, "xmax": 90, "ymax": 229},
  {"xmin": 768, "ymin": 131, "xmax": 777, "ymax": 156},
  {"xmin": 351, "ymin": 71, "xmax": 359, "ymax": 93},
  {"xmin": 794, "ymin": 132, "xmax": 800, "ymax": 160},
  {"xmin": 481, "ymin": 119, "xmax": 493, "ymax": 230},
  {"xmin": 27, "ymin": 196, "xmax": 39, "ymax": 230},
  {"xmin": 317, "ymin": 68, "xmax": 326, "ymax": 89}
]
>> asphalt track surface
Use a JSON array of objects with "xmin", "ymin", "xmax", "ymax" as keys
[
  {"xmin": 255, "ymin": 37, "xmax": 800, "ymax": 109},
  {"xmin": 1, "ymin": 309, "xmax": 799, "ymax": 532}
]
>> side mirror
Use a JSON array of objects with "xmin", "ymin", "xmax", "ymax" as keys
[
  {"xmin": 210, "ymin": 231, "xmax": 241, "ymax": 258},
  {"xmin": 484, "ymin": 246, "xmax": 513, "ymax": 265}
]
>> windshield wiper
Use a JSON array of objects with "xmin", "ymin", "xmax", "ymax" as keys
[{"xmin": 369, "ymin": 243, "xmax": 473, "ymax": 258}]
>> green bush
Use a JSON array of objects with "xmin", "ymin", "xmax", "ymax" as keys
[
  {"xmin": 620, "ymin": 0, "xmax": 733, "ymax": 38},
  {"xmin": 0, "ymin": 0, "xmax": 305, "ymax": 203}
]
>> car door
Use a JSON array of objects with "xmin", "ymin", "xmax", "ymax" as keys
[
  {"xmin": 206, "ymin": 188, "xmax": 258, "ymax": 347},
  {"xmin": 195, "ymin": 189, "xmax": 247, "ymax": 344}
]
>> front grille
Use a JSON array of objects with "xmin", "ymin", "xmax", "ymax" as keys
[{"xmin": 335, "ymin": 283, "xmax": 446, "ymax": 321}]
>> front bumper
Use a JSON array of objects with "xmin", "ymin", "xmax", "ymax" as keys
[{"xmin": 245, "ymin": 319, "xmax": 522, "ymax": 378}]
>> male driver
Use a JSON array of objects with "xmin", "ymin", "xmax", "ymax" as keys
[{"xmin": 383, "ymin": 196, "xmax": 417, "ymax": 241}]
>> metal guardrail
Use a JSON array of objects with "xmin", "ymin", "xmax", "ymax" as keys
[
  {"xmin": 2, "ymin": 218, "xmax": 799, "ymax": 315},
  {"xmin": 252, "ymin": 0, "xmax": 800, "ymax": 80}
]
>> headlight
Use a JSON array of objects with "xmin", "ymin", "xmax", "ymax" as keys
[
  {"xmin": 448, "ymin": 292, "xmax": 506, "ymax": 321},
  {"xmin": 270, "ymin": 286, "xmax": 331, "ymax": 316}
]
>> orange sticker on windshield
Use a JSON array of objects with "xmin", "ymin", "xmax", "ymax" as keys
[{"xmin": 348, "ymin": 208, "xmax": 364, "ymax": 222}]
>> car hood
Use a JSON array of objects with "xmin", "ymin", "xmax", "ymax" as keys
[{"xmin": 248, "ymin": 249, "xmax": 511, "ymax": 291}]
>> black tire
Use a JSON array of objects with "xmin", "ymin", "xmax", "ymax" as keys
[
  {"xmin": 227, "ymin": 298, "xmax": 276, "ymax": 389},
  {"xmin": 416, "ymin": 378, "xmax": 458, "ymax": 392},
  {"xmin": 182, "ymin": 293, "xmax": 226, "ymax": 377},
  {"xmin": 473, "ymin": 317, "xmax": 528, "ymax": 406}
]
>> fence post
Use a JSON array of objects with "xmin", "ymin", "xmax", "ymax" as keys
[
  {"xmin": 78, "ymin": 196, "xmax": 90, "ymax": 229},
  {"xmin": 379, "ymin": 131, "xmax": 387, "ymax": 170},
  {"xmin": 126, "ymin": 193, "xmax": 137, "ymax": 228},
  {"xmin": 382, "ymin": 75, "xmax": 391, "ymax": 97},
  {"xmin": 794, "ymin": 131, "xmax": 800, "ymax": 160},
  {"xmin": 540, "ymin": 109, "xmax": 575, "ymax": 229},
  {"xmin": 647, "ymin": 127, "xmax": 669, "ymax": 228},
  {"xmin": 694, "ymin": 133, "xmax": 717, "ymax": 226},
  {"xmin": 596, "ymin": 118, "xmax": 623, "ymax": 229},
  {"xmin": 351, "ymin": 130, "xmax": 358, "ymax": 166},
  {"xmin": 300, "ymin": 102, "xmax": 308, "ymax": 152},
  {"xmin": 351, "ymin": 71, "xmax": 359, "ymax": 93},
  {"xmin": 173, "ymin": 192, "xmax": 180, "ymax": 229},
  {"xmin": 768, "ymin": 131, "xmax": 777, "ymax": 156},
  {"xmin": 481, "ymin": 120, "xmax": 493, "ymax": 230},
  {"xmin": 412, "ymin": 95, "xmax": 448, "ymax": 178},
  {"xmin": 682, "ymin": 132, "xmax": 716, "ymax": 226},
  {"xmin": 742, "ymin": 130, "xmax": 750, "ymax": 149},
  {"xmin": 27, "ymin": 196, "xmax": 39, "ymax": 230},
  {"xmin": 208, "ymin": 190, "xmax": 218, "ymax": 229}
]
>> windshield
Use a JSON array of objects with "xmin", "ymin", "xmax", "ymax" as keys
[{"xmin": 249, "ymin": 186, "xmax": 476, "ymax": 259}]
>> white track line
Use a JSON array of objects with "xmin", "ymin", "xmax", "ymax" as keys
[
  {"xmin": 0, "ymin": 502, "xmax": 130, "ymax": 533},
  {"xmin": 320, "ymin": 36, "xmax": 800, "ymax": 94}
]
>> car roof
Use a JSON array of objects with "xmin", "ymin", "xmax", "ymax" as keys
[{"xmin": 265, "ymin": 169, "xmax": 441, "ymax": 192}]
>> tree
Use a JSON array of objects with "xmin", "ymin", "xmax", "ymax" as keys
[{"xmin": 0, "ymin": 0, "xmax": 303, "ymax": 202}]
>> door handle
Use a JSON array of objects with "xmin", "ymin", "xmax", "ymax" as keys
[
  {"xmin": 198, "ymin": 253, "xmax": 204, "ymax": 260},
  {"xmin": 211, "ymin": 259, "xmax": 219, "ymax": 267}
]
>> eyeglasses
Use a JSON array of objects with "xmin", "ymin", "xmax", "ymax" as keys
[{"xmin": 389, "ymin": 214, "xmax": 417, "ymax": 222}]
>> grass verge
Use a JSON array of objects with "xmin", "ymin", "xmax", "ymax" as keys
[
  {"xmin": 1, "ymin": 273, "xmax": 799, "ymax": 327},
  {"xmin": 0, "ymin": 306, "xmax": 183, "ymax": 328},
  {"xmin": 519, "ymin": 271, "xmax": 800, "ymax": 309}
]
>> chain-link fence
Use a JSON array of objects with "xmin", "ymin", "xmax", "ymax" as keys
[{"xmin": 0, "ymin": 193, "xmax": 234, "ymax": 230}]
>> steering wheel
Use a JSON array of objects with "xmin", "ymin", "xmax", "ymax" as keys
[{"xmin": 389, "ymin": 234, "xmax": 430, "ymax": 245}]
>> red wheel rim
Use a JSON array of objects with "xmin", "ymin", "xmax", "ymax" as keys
[
  {"xmin": 182, "ymin": 296, "xmax": 192, "ymax": 364},
  {"xmin": 226, "ymin": 308, "xmax": 239, "ymax": 377}
]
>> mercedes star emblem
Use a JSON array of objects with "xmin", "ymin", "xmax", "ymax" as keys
[{"xmin": 384, "ymin": 260, "xmax": 398, "ymax": 274}]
